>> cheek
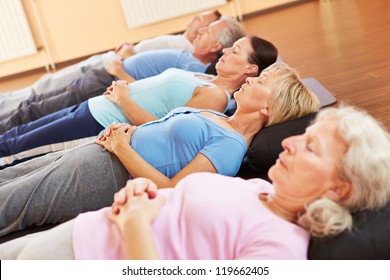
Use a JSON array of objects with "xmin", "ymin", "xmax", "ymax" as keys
[
  {"xmin": 233, "ymin": 57, "xmax": 248, "ymax": 68},
  {"xmin": 192, "ymin": 22, "xmax": 201, "ymax": 30},
  {"xmin": 270, "ymin": 159, "xmax": 335, "ymax": 197},
  {"xmin": 290, "ymin": 165, "xmax": 336, "ymax": 196},
  {"xmin": 194, "ymin": 40, "xmax": 206, "ymax": 50},
  {"xmin": 200, "ymin": 37, "xmax": 211, "ymax": 46}
]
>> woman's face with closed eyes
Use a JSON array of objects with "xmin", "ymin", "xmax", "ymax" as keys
[
  {"xmin": 216, "ymin": 37, "xmax": 255, "ymax": 75},
  {"xmin": 268, "ymin": 119, "xmax": 348, "ymax": 205},
  {"xmin": 234, "ymin": 72, "xmax": 273, "ymax": 113}
]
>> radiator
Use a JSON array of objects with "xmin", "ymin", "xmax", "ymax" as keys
[
  {"xmin": 0, "ymin": 0, "xmax": 37, "ymax": 63},
  {"xmin": 120, "ymin": 0, "xmax": 227, "ymax": 28}
]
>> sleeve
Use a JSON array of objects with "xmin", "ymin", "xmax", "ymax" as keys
[
  {"xmin": 133, "ymin": 35, "xmax": 193, "ymax": 53},
  {"xmin": 181, "ymin": 61, "xmax": 209, "ymax": 73},
  {"xmin": 177, "ymin": 52, "xmax": 209, "ymax": 73},
  {"xmin": 200, "ymin": 136, "xmax": 247, "ymax": 176},
  {"xmin": 122, "ymin": 52, "xmax": 161, "ymax": 80}
]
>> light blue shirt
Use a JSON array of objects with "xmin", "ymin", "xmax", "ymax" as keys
[
  {"xmin": 88, "ymin": 68, "xmax": 230, "ymax": 129},
  {"xmin": 131, "ymin": 107, "xmax": 248, "ymax": 177},
  {"xmin": 122, "ymin": 49, "xmax": 209, "ymax": 80}
]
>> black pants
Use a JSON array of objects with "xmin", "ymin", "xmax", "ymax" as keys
[{"xmin": 0, "ymin": 68, "xmax": 114, "ymax": 134}]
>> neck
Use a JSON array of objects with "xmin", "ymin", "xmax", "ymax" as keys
[
  {"xmin": 192, "ymin": 51, "xmax": 218, "ymax": 65},
  {"xmin": 227, "ymin": 111, "xmax": 267, "ymax": 145},
  {"xmin": 211, "ymin": 75, "xmax": 246, "ymax": 95},
  {"xmin": 259, "ymin": 194, "xmax": 298, "ymax": 223}
]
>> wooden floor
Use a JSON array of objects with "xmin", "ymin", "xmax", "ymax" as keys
[
  {"xmin": 242, "ymin": 0, "xmax": 390, "ymax": 130},
  {"xmin": 1, "ymin": 0, "xmax": 389, "ymax": 129}
]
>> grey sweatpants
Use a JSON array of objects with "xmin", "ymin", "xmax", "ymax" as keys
[{"xmin": 0, "ymin": 142, "xmax": 128, "ymax": 238}]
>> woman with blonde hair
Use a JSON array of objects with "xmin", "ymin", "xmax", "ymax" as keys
[{"xmin": 0, "ymin": 62, "xmax": 320, "ymax": 240}]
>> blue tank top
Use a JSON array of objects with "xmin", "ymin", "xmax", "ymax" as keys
[
  {"xmin": 88, "ymin": 68, "xmax": 231, "ymax": 128},
  {"xmin": 131, "ymin": 107, "xmax": 248, "ymax": 177}
]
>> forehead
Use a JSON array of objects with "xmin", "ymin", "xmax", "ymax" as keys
[
  {"xmin": 209, "ymin": 20, "xmax": 226, "ymax": 31},
  {"xmin": 307, "ymin": 120, "xmax": 348, "ymax": 154},
  {"xmin": 235, "ymin": 37, "xmax": 252, "ymax": 49},
  {"xmin": 259, "ymin": 71, "xmax": 273, "ymax": 81},
  {"xmin": 233, "ymin": 37, "xmax": 250, "ymax": 46}
]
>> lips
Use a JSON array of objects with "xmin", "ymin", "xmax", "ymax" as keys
[
  {"xmin": 235, "ymin": 88, "xmax": 243, "ymax": 96},
  {"xmin": 277, "ymin": 156, "xmax": 288, "ymax": 170}
]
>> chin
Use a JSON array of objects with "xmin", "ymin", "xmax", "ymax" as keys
[
  {"xmin": 267, "ymin": 164, "xmax": 280, "ymax": 183},
  {"xmin": 234, "ymin": 88, "xmax": 242, "ymax": 96}
]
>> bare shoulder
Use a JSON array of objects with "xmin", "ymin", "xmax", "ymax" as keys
[
  {"xmin": 187, "ymin": 86, "xmax": 230, "ymax": 112},
  {"xmin": 194, "ymin": 86, "xmax": 227, "ymax": 99}
]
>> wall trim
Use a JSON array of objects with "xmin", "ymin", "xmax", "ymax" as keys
[{"xmin": 0, "ymin": 0, "xmax": 313, "ymax": 82}]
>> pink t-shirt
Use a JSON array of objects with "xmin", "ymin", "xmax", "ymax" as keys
[{"xmin": 73, "ymin": 173, "xmax": 309, "ymax": 260}]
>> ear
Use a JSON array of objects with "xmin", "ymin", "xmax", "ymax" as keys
[
  {"xmin": 244, "ymin": 64, "xmax": 259, "ymax": 76},
  {"xmin": 260, "ymin": 107, "xmax": 269, "ymax": 116},
  {"xmin": 210, "ymin": 42, "xmax": 223, "ymax": 53},
  {"xmin": 323, "ymin": 180, "xmax": 352, "ymax": 201}
]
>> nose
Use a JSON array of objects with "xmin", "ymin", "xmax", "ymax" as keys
[
  {"xmin": 281, "ymin": 136, "xmax": 298, "ymax": 154},
  {"xmin": 245, "ymin": 77, "xmax": 254, "ymax": 85},
  {"xmin": 198, "ymin": 27, "xmax": 207, "ymax": 35},
  {"xmin": 222, "ymin": 47, "xmax": 230, "ymax": 55}
]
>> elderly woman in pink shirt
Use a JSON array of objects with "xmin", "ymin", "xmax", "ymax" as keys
[{"xmin": 1, "ymin": 105, "xmax": 390, "ymax": 260}]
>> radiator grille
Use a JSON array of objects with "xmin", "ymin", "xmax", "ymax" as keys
[
  {"xmin": 120, "ymin": 0, "xmax": 226, "ymax": 28},
  {"xmin": 0, "ymin": 0, "xmax": 37, "ymax": 62}
]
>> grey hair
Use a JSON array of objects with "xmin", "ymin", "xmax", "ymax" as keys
[
  {"xmin": 216, "ymin": 16, "xmax": 246, "ymax": 49},
  {"xmin": 298, "ymin": 105, "xmax": 390, "ymax": 237}
]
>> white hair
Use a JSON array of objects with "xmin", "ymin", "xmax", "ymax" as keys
[
  {"xmin": 217, "ymin": 16, "xmax": 246, "ymax": 49},
  {"xmin": 298, "ymin": 104, "xmax": 390, "ymax": 237}
]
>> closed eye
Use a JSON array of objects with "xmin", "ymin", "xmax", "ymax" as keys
[{"xmin": 306, "ymin": 135, "xmax": 316, "ymax": 153}]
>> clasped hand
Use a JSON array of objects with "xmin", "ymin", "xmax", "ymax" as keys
[
  {"xmin": 103, "ymin": 80, "xmax": 129, "ymax": 105},
  {"xmin": 105, "ymin": 60, "xmax": 124, "ymax": 76},
  {"xmin": 114, "ymin": 42, "xmax": 134, "ymax": 58},
  {"xmin": 95, "ymin": 122, "xmax": 136, "ymax": 153},
  {"xmin": 108, "ymin": 178, "xmax": 166, "ymax": 233}
]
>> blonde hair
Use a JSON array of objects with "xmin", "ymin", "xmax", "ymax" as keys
[
  {"xmin": 262, "ymin": 62, "xmax": 321, "ymax": 126},
  {"xmin": 298, "ymin": 105, "xmax": 390, "ymax": 237}
]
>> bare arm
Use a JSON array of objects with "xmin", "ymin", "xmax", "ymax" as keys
[
  {"xmin": 120, "ymin": 215, "xmax": 160, "ymax": 259},
  {"xmin": 96, "ymin": 123, "xmax": 217, "ymax": 188},
  {"xmin": 108, "ymin": 179, "xmax": 165, "ymax": 259},
  {"xmin": 105, "ymin": 60, "xmax": 136, "ymax": 83},
  {"xmin": 104, "ymin": 81, "xmax": 158, "ymax": 125}
]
